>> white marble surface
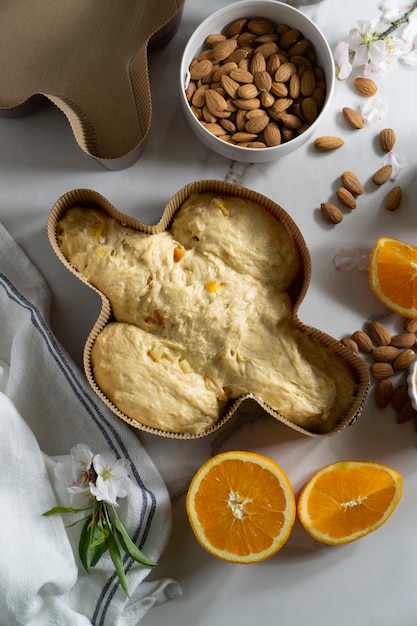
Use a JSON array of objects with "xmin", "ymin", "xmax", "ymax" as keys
[{"xmin": 2, "ymin": 1, "xmax": 417, "ymax": 624}]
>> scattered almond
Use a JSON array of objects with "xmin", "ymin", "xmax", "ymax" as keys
[
  {"xmin": 393, "ymin": 349, "xmax": 416, "ymax": 371},
  {"xmin": 397, "ymin": 399, "xmax": 417, "ymax": 424},
  {"xmin": 372, "ymin": 164, "xmax": 392, "ymax": 185},
  {"xmin": 320, "ymin": 202, "xmax": 343, "ymax": 224},
  {"xmin": 336, "ymin": 187, "xmax": 356, "ymax": 209},
  {"xmin": 342, "ymin": 107, "xmax": 365, "ymax": 129},
  {"xmin": 392, "ymin": 384, "xmax": 409, "ymax": 411},
  {"xmin": 341, "ymin": 171, "xmax": 363, "ymax": 196},
  {"xmin": 370, "ymin": 320, "xmax": 391, "ymax": 346},
  {"xmin": 353, "ymin": 76, "xmax": 378, "ymax": 97},
  {"xmin": 314, "ymin": 136, "xmax": 344, "ymax": 151},
  {"xmin": 371, "ymin": 346, "xmax": 400, "ymax": 362},
  {"xmin": 385, "ymin": 186, "xmax": 402, "ymax": 211},
  {"xmin": 351, "ymin": 330, "xmax": 374, "ymax": 353},
  {"xmin": 375, "ymin": 379, "xmax": 394, "ymax": 409},
  {"xmin": 340, "ymin": 337, "xmax": 359, "ymax": 354},
  {"xmin": 371, "ymin": 362, "xmax": 394, "ymax": 379},
  {"xmin": 404, "ymin": 318, "xmax": 417, "ymax": 333},
  {"xmin": 390, "ymin": 333, "xmax": 416, "ymax": 349},
  {"xmin": 379, "ymin": 128, "xmax": 396, "ymax": 153}
]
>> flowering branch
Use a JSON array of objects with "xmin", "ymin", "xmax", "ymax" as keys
[
  {"xmin": 44, "ymin": 444, "xmax": 157, "ymax": 597},
  {"xmin": 381, "ymin": 1, "xmax": 417, "ymax": 37},
  {"xmin": 334, "ymin": 0, "xmax": 417, "ymax": 79}
]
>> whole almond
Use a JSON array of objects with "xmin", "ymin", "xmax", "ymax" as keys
[
  {"xmin": 379, "ymin": 128, "xmax": 396, "ymax": 153},
  {"xmin": 392, "ymin": 384, "xmax": 410, "ymax": 410},
  {"xmin": 190, "ymin": 59, "xmax": 213, "ymax": 80},
  {"xmin": 205, "ymin": 89, "xmax": 227, "ymax": 114},
  {"xmin": 238, "ymin": 83, "xmax": 259, "ymax": 99},
  {"xmin": 375, "ymin": 379, "xmax": 394, "ymax": 409},
  {"xmin": 370, "ymin": 320, "xmax": 391, "ymax": 346},
  {"xmin": 371, "ymin": 362, "xmax": 394, "ymax": 379},
  {"xmin": 404, "ymin": 318, "xmax": 417, "ymax": 333},
  {"xmin": 205, "ymin": 33, "xmax": 226, "ymax": 47},
  {"xmin": 314, "ymin": 136, "xmax": 344, "ymax": 151},
  {"xmin": 302, "ymin": 98, "xmax": 318, "ymax": 123},
  {"xmin": 254, "ymin": 42, "xmax": 279, "ymax": 58},
  {"xmin": 263, "ymin": 122, "xmax": 281, "ymax": 146},
  {"xmin": 342, "ymin": 107, "xmax": 365, "ymax": 129},
  {"xmin": 221, "ymin": 74, "xmax": 240, "ymax": 98},
  {"xmin": 397, "ymin": 399, "xmax": 417, "ymax": 424},
  {"xmin": 289, "ymin": 73, "xmax": 301, "ymax": 99},
  {"xmin": 354, "ymin": 76, "xmax": 377, "ymax": 97},
  {"xmin": 254, "ymin": 70, "xmax": 272, "ymax": 92},
  {"xmin": 300, "ymin": 68, "xmax": 316, "ymax": 96},
  {"xmin": 287, "ymin": 39, "xmax": 310, "ymax": 56},
  {"xmin": 250, "ymin": 52, "xmax": 266, "ymax": 74},
  {"xmin": 212, "ymin": 38, "xmax": 238, "ymax": 61},
  {"xmin": 270, "ymin": 81, "xmax": 289, "ymax": 98},
  {"xmin": 390, "ymin": 333, "xmax": 416, "ymax": 349},
  {"xmin": 229, "ymin": 68, "xmax": 254, "ymax": 84},
  {"xmin": 232, "ymin": 131, "xmax": 258, "ymax": 142},
  {"xmin": 247, "ymin": 17, "xmax": 275, "ymax": 35},
  {"xmin": 279, "ymin": 113, "xmax": 302, "ymax": 130},
  {"xmin": 211, "ymin": 62, "xmax": 238, "ymax": 82},
  {"xmin": 351, "ymin": 330, "xmax": 374, "ymax": 353},
  {"xmin": 233, "ymin": 97, "xmax": 261, "ymax": 111},
  {"xmin": 371, "ymin": 345, "xmax": 400, "ymax": 362},
  {"xmin": 393, "ymin": 349, "xmax": 416, "ymax": 370},
  {"xmin": 274, "ymin": 62, "xmax": 297, "ymax": 83},
  {"xmin": 279, "ymin": 27, "xmax": 301, "ymax": 49},
  {"xmin": 270, "ymin": 97, "xmax": 293, "ymax": 115},
  {"xmin": 245, "ymin": 114, "xmax": 269, "ymax": 134},
  {"xmin": 385, "ymin": 185, "xmax": 402, "ymax": 211},
  {"xmin": 336, "ymin": 187, "xmax": 356, "ymax": 209},
  {"xmin": 372, "ymin": 164, "xmax": 392, "ymax": 185},
  {"xmin": 320, "ymin": 202, "xmax": 343, "ymax": 224},
  {"xmin": 203, "ymin": 122, "xmax": 227, "ymax": 137},
  {"xmin": 225, "ymin": 18, "xmax": 248, "ymax": 37},
  {"xmin": 341, "ymin": 171, "xmax": 364, "ymax": 196},
  {"xmin": 340, "ymin": 337, "xmax": 359, "ymax": 354}
]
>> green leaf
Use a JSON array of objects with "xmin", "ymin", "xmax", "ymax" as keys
[
  {"xmin": 89, "ymin": 538, "xmax": 108, "ymax": 567},
  {"xmin": 79, "ymin": 516, "xmax": 93, "ymax": 574},
  {"xmin": 113, "ymin": 512, "xmax": 158, "ymax": 568},
  {"xmin": 43, "ymin": 505, "xmax": 89, "ymax": 516},
  {"xmin": 106, "ymin": 528, "xmax": 130, "ymax": 597}
]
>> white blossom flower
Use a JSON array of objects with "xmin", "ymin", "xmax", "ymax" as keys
[
  {"xmin": 382, "ymin": 150, "xmax": 405, "ymax": 179},
  {"xmin": 90, "ymin": 448, "xmax": 133, "ymax": 507},
  {"xmin": 333, "ymin": 246, "xmax": 370, "ymax": 272},
  {"xmin": 347, "ymin": 19, "xmax": 392, "ymax": 72},
  {"xmin": 334, "ymin": 41, "xmax": 353, "ymax": 79},
  {"xmin": 359, "ymin": 97, "xmax": 387, "ymax": 123},
  {"xmin": 54, "ymin": 443, "xmax": 95, "ymax": 508}
]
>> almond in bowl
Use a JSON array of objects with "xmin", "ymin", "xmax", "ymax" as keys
[
  {"xmin": 48, "ymin": 181, "xmax": 369, "ymax": 439},
  {"xmin": 179, "ymin": 1, "xmax": 335, "ymax": 163}
]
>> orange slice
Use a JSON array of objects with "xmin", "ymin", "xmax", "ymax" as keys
[
  {"xmin": 297, "ymin": 460, "xmax": 402, "ymax": 545},
  {"xmin": 369, "ymin": 236, "xmax": 417, "ymax": 318},
  {"xmin": 186, "ymin": 451, "xmax": 296, "ymax": 563}
]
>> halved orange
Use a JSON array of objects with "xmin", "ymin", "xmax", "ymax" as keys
[
  {"xmin": 186, "ymin": 451, "xmax": 296, "ymax": 563},
  {"xmin": 297, "ymin": 460, "xmax": 402, "ymax": 545},
  {"xmin": 369, "ymin": 236, "xmax": 417, "ymax": 318}
]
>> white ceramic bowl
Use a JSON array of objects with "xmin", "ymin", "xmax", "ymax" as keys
[
  {"xmin": 179, "ymin": 0, "xmax": 335, "ymax": 163},
  {"xmin": 407, "ymin": 359, "xmax": 417, "ymax": 410}
]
